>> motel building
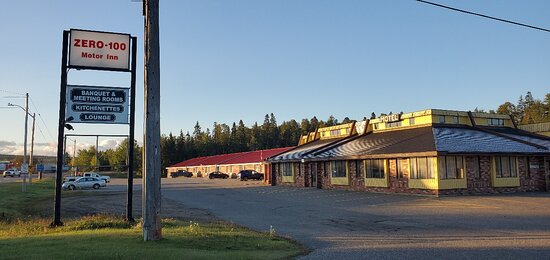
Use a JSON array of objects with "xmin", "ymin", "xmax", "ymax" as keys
[
  {"xmin": 266, "ymin": 109, "xmax": 550, "ymax": 196},
  {"xmin": 166, "ymin": 147, "xmax": 293, "ymax": 178}
]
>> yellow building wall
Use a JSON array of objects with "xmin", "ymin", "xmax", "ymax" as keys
[
  {"xmin": 413, "ymin": 115, "xmax": 434, "ymax": 126},
  {"xmin": 365, "ymin": 178, "xmax": 388, "ymax": 187},
  {"xmin": 331, "ymin": 177, "xmax": 349, "ymax": 185},
  {"xmin": 282, "ymin": 175, "xmax": 294, "ymax": 183},
  {"xmin": 493, "ymin": 177, "xmax": 520, "ymax": 187},
  {"xmin": 409, "ymin": 179, "xmax": 438, "ymax": 189},
  {"xmin": 439, "ymin": 179, "xmax": 467, "ymax": 189}
]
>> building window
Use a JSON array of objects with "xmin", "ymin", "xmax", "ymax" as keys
[
  {"xmin": 409, "ymin": 118, "xmax": 415, "ymax": 125},
  {"xmin": 439, "ymin": 115, "xmax": 445, "ymax": 123},
  {"xmin": 495, "ymin": 156, "xmax": 517, "ymax": 178},
  {"xmin": 438, "ymin": 156, "xmax": 465, "ymax": 179},
  {"xmin": 331, "ymin": 161, "xmax": 347, "ymax": 178},
  {"xmin": 330, "ymin": 129, "xmax": 340, "ymax": 136},
  {"xmin": 365, "ymin": 159, "xmax": 385, "ymax": 179},
  {"xmin": 452, "ymin": 116, "xmax": 459, "ymax": 124},
  {"xmin": 488, "ymin": 118, "xmax": 504, "ymax": 126},
  {"xmin": 385, "ymin": 121, "xmax": 402, "ymax": 128},
  {"xmin": 374, "ymin": 123, "xmax": 379, "ymax": 130},
  {"xmin": 282, "ymin": 162, "xmax": 293, "ymax": 176},
  {"xmin": 410, "ymin": 157, "xmax": 436, "ymax": 179},
  {"xmin": 397, "ymin": 159, "xmax": 405, "ymax": 179}
]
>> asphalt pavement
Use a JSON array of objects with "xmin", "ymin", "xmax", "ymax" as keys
[{"xmin": 98, "ymin": 178, "xmax": 550, "ymax": 259}]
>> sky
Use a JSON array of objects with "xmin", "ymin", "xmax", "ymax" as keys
[{"xmin": 1, "ymin": 0, "xmax": 549, "ymax": 157}]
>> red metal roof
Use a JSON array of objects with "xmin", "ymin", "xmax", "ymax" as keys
[
  {"xmin": 167, "ymin": 147, "xmax": 295, "ymax": 168},
  {"xmin": 222, "ymin": 147, "xmax": 294, "ymax": 164}
]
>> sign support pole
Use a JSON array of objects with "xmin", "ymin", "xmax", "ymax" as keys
[
  {"xmin": 126, "ymin": 36, "xmax": 137, "ymax": 222},
  {"xmin": 51, "ymin": 30, "xmax": 69, "ymax": 227}
]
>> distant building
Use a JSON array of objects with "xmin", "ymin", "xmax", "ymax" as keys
[
  {"xmin": 519, "ymin": 122, "xmax": 550, "ymax": 137},
  {"xmin": 166, "ymin": 147, "xmax": 293, "ymax": 178}
]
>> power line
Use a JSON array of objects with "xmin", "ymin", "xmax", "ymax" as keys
[
  {"xmin": 0, "ymin": 89, "xmax": 25, "ymax": 96},
  {"xmin": 29, "ymin": 97, "xmax": 57, "ymax": 143},
  {"xmin": 416, "ymin": 0, "xmax": 550, "ymax": 33}
]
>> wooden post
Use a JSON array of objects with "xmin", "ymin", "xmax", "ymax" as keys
[{"xmin": 143, "ymin": 0, "xmax": 162, "ymax": 241}]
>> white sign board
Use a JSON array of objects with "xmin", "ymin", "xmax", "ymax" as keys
[
  {"xmin": 69, "ymin": 29, "xmax": 130, "ymax": 70},
  {"xmin": 66, "ymin": 85, "xmax": 129, "ymax": 124},
  {"xmin": 21, "ymin": 163, "xmax": 28, "ymax": 174}
]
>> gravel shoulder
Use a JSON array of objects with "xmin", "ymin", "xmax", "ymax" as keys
[{"xmin": 61, "ymin": 190, "xmax": 219, "ymax": 223}]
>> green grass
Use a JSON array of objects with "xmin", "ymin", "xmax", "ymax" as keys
[
  {"xmin": 0, "ymin": 179, "xmax": 55, "ymax": 220},
  {"xmin": 0, "ymin": 180, "xmax": 307, "ymax": 259}
]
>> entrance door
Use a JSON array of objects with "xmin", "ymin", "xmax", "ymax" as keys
[
  {"xmin": 271, "ymin": 164, "xmax": 277, "ymax": 186},
  {"xmin": 388, "ymin": 159, "xmax": 407, "ymax": 190},
  {"xmin": 310, "ymin": 163, "xmax": 317, "ymax": 188}
]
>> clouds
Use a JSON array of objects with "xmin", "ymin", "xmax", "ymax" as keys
[
  {"xmin": 0, "ymin": 141, "xmax": 16, "ymax": 146},
  {"xmin": 0, "ymin": 140, "xmax": 58, "ymax": 156}
]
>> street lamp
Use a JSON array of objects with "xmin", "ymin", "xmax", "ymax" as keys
[{"xmin": 7, "ymin": 93, "xmax": 33, "ymax": 190}]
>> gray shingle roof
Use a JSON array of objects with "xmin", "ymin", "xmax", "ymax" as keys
[
  {"xmin": 433, "ymin": 127, "xmax": 549, "ymax": 154},
  {"xmin": 269, "ymin": 125, "xmax": 550, "ymax": 162}
]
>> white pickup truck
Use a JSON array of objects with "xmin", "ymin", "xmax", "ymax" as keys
[{"xmin": 82, "ymin": 172, "xmax": 110, "ymax": 183}]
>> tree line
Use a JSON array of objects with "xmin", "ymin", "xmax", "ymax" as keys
[
  {"xmin": 495, "ymin": 91, "xmax": 550, "ymax": 125},
  {"xmin": 56, "ymin": 91, "xmax": 550, "ymax": 174},
  {"xmin": 159, "ymin": 113, "xmax": 356, "ymax": 170}
]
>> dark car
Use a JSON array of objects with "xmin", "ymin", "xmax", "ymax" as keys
[
  {"xmin": 238, "ymin": 170, "xmax": 264, "ymax": 181},
  {"xmin": 208, "ymin": 171, "xmax": 229, "ymax": 179},
  {"xmin": 173, "ymin": 170, "xmax": 193, "ymax": 178}
]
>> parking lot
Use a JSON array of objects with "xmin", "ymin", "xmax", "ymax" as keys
[
  {"xmin": 18, "ymin": 177, "xmax": 549, "ymax": 259},
  {"xmin": 157, "ymin": 177, "xmax": 550, "ymax": 259}
]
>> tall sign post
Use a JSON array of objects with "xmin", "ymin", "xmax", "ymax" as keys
[
  {"xmin": 143, "ymin": 0, "xmax": 162, "ymax": 241},
  {"xmin": 52, "ymin": 29, "xmax": 137, "ymax": 227}
]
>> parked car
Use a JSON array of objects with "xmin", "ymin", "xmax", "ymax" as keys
[
  {"xmin": 82, "ymin": 172, "xmax": 110, "ymax": 183},
  {"xmin": 3, "ymin": 169, "xmax": 21, "ymax": 178},
  {"xmin": 63, "ymin": 176, "xmax": 78, "ymax": 183},
  {"xmin": 208, "ymin": 171, "xmax": 229, "ymax": 179},
  {"xmin": 62, "ymin": 177, "xmax": 106, "ymax": 190},
  {"xmin": 172, "ymin": 170, "xmax": 193, "ymax": 178},
  {"xmin": 238, "ymin": 170, "xmax": 264, "ymax": 181}
]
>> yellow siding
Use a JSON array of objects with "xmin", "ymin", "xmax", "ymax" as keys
[
  {"xmin": 439, "ymin": 179, "xmax": 467, "ymax": 189},
  {"xmin": 282, "ymin": 175, "xmax": 294, "ymax": 183},
  {"xmin": 493, "ymin": 177, "xmax": 520, "ymax": 187},
  {"xmin": 409, "ymin": 179, "xmax": 438, "ymax": 189},
  {"xmin": 365, "ymin": 178, "xmax": 388, "ymax": 187},
  {"xmin": 414, "ymin": 115, "xmax": 433, "ymax": 125},
  {"xmin": 331, "ymin": 177, "xmax": 349, "ymax": 185}
]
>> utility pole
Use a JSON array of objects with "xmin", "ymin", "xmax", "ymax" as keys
[
  {"xmin": 29, "ymin": 112, "xmax": 35, "ymax": 184},
  {"xmin": 22, "ymin": 93, "xmax": 29, "ymax": 192},
  {"xmin": 143, "ymin": 0, "xmax": 162, "ymax": 241}
]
